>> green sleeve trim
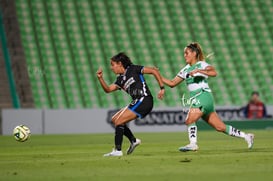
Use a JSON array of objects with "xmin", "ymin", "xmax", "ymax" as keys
[{"xmin": 225, "ymin": 124, "xmax": 230, "ymax": 134}]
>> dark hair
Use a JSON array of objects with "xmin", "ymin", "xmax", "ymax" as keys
[
  {"xmin": 111, "ymin": 52, "xmax": 133, "ymax": 69},
  {"xmin": 186, "ymin": 42, "xmax": 205, "ymax": 61},
  {"xmin": 251, "ymin": 91, "xmax": 259, "ymax": 96}
]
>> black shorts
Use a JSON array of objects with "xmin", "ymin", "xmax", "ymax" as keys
[{"xmin": 128, "ymin": 96, "xmax": 153, "ymax": 118}]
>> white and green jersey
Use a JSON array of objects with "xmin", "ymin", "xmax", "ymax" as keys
[{"xmin": 177, "ymin": 61, "xmax": 211, "ymax": 93}]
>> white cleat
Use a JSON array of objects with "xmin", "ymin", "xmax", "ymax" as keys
[
  {"xmin": 103, "ymin": 149, "xmax": 123, "ymax": 157},
  {"xmin": 245, "ymin": 133, "xmax": 254, "ymax": 149},
  {"xmin": 179, "ymin": 143, "xmax": 199, "ymax": 152},
  {"xmin": 127, "ymin": 138, "xmax": 141, "ymax": 155}
]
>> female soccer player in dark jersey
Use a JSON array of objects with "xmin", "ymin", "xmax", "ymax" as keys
[{"xmin": 97, "ymin": 52, "xmax": 165, "ymax": 156}]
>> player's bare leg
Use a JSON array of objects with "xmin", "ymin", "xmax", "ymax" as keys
[{"xmin": 205, "ymin": 112, "xmax": 254, "ymax": 149}]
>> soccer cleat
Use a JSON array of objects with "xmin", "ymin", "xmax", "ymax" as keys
[
  {"xmin": 244, "ymin": 133, "xmax": 254, "ymax": 149},
  {"xmin": 127, "ymin": 138, "xmax": 141, "ymax": 155},
  {"xmin": 103, "ymin": 149, "xmax": 123, "ymax": 157},
  {"xmin": 179, "ymin": 143, "xmax": 199, "ymax": 152}
]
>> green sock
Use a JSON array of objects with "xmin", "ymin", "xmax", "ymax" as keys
[{"xmin": 225, "ymin": 124, "xmax": 230, "ymax": 134}]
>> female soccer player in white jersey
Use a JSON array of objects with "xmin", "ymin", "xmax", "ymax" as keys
[
  {"xmin": 161, "ymin": 42, "xmax": 254, "ymax": 151},
  {"xmin": 97, "ymin": 52, "xmax": 165, "ymax": 156}
]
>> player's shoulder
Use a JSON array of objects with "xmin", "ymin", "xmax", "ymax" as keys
[
  {"xmin": 197, "ymin": 60, "xmax": 211, "ymax": 68},
  {"xmin": 180, "ymin": 64, "xmax": 190, "ymax": 71},
  {"xmin": 129, "ymin": 64, "xmax": 144, "ymax": 73},
  {"xmin": 198, "ymin": 60, "xmax": 210, "ymax": 65},
  {"xmin": 129, "ymin": 64, "xmax": 143, "ymax": 69}
]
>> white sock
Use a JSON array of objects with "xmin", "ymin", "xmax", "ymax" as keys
[
  {"xmin": 225, "ymin": 125, "xmax": 246, "ymax": 138},
  {"xmin": 188, "ymin": 123, "xmax": 197, "ymax": 144}
]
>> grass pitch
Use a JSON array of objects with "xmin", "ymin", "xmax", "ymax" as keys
[{"xmin": 0, "ymin": 130, "xmax": 273, "ymax": 181}]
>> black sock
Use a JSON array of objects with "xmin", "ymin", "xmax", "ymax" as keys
[
  {"xmin": 115, "ymin": 125, "xmax": 124, "ymax": 151},
  {"xmin": 124, "ymin": 124, "xmax": 136, "ymax": 143}
]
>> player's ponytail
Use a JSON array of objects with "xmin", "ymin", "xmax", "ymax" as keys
[{"xmin": 205, "ymin": 52, "xmax": 214, "ymax": 61}]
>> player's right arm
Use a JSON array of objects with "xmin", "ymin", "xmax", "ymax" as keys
[
  {"xmin": 162, "ymin": 76, "xmax": 184, "ymax": 88},
  {"xmin": 152, "ymin": 67, "xmax": 184, "ymax": 88},
  {"xmin": 96, "ymin": 67, "xmax": 118, "ymax": 93}
]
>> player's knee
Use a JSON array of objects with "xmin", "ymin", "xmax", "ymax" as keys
[
  {"xmin": 114, "ymin": 121, "xmax": 119, "ymax": 126},
  {"xmin": 112, "ymin": 117, "xmax": 122, "ymax": 126},
  {"xmin": 114, "ymin": 120, "xmax": 123, "ymax": 127}
]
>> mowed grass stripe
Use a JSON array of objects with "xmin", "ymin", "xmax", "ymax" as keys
[{"xmin": 0, "ymin": 130, "xmax": 272, "ymax": 181}]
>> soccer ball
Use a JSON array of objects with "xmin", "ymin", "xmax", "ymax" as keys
[{"xmin": 13, "ymin": 125, "xmax": 31, "ymax": 142}]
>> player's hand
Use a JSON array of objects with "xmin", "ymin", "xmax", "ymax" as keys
[
  {"xmin": 189, "ymin": 69, "xmax": 199, "ymax": 76},
  {"xmin": 96, "ymin": 67, "xmax": 103, "ymax": 78},
  {"xmin": 157, "ymin": 89, "xmax": 165, "ymax": 100}
]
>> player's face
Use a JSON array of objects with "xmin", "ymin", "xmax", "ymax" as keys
[
  {"xmin": 184, "ymin": 48, "xmax": 196, "ymax": 65},
  {"xmin": 110, "ymin": 60, "xmax": 124, "ymax": 74},
  {"xmin": 251, "ymin": 94, "xmax": 259, "ymax": 102}
]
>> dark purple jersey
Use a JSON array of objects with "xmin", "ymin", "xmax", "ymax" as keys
[{"xmin": 114, "ymin": 65, "xmax": 152, "ymax": 100}]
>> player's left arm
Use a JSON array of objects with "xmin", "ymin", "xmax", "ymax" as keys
[
  {"xmin": 189, "ymin": 65, "xmax": 217, "ymax": 77},
  {"xmin": 142, "ymin": 66, "xmax": 165, "ymax": 99}
]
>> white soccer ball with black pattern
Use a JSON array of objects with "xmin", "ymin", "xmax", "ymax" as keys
[{"xmin": 13, "ymin": 125, "xmax": 31, "ymax": 142}]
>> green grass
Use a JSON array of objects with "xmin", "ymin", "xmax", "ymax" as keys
[{"xmin": 0, "ymin": 130, "xmax": 273, "ymax": 181}]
